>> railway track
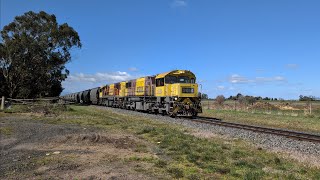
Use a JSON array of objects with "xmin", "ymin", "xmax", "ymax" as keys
[
  {"xmin": 92, "ymin": 105, "xmax": 320, "ymax": 143},
  {"xmin": 188, "ymin": 116, "xmax": 320, "ymax": 143}
]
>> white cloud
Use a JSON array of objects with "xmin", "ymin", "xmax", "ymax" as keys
[
  {"xmin": 255, "ymin": 68, "xmax": 265, "ymax": 73},
  {"xmin": 62, "ymin": 71, "xmax": 136, "ymax": 93},
  {"xmin": 228, "ymin": 74, "xmax": 286, "ymax": 84},
  {"xmin": 66, "ymin": 71, "xmax": 133, "ymax": 84},
  {"xmin": 286, "ymin": 64, "xmax": 299, "ymax": 69},
  {"xmin": 128, "ymin": 67, "xmax": 138, "ymax": 72},
  {"xmin": 171, "ymin": 0, "xmax": 187, "ymax": 8},
  {"xmin": 229, "ymin": 74, "xmax": 252, "ymax": 84},
  {"xmin": 217, "ymin": 85, "xmax": 225, "ymax": 90}
]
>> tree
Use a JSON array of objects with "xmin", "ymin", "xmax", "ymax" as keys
[
  {"xmin": 299, "ymin": 95, "xmax": 315, "ymax": 101},
  {"xmin": 263, "ymin": 97, "xmax": 270, "ymax": 101},
  {"xmin": 0, "ymin": 11, "xmax": 81, "ymax": 98},
  {"xmin": 215, "ymin": 95, "xmax": 225, "ymax": 105},
  {"xmin": 245, "ymin": 96, "xmax": 256, "ymax": 105},
  {"xmin": 236, "ymin": 93, "xmax": 243, "ymax": 99},
  {"xmin": 201, "ymin": 93, "xmax": 208, "ymax": 99},
  {"xmin": 238, "ymin": 95, "xmax": 245, "ymax": 105}
]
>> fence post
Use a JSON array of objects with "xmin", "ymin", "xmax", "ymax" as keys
[{"xmin": 1, "ymin": 96, "xmax": 4, "ymax": 110}]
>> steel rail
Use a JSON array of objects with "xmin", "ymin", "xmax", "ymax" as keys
[{"xmin": 188, "ymin": 116, "xmax": 320, "ymax": 143}]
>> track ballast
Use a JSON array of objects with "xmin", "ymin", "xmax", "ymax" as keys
[{"xmin": 189, "ymin": 116, "xmax": 320, "ymax": 143}]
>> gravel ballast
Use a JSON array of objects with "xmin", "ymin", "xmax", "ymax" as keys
[{"xmin": 98, "ymin": 106, "xmax": 320, "ymax": 167}]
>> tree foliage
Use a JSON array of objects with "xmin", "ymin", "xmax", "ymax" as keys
[
  {"xmin": 215, "ymin": 95, "xmax": 225, "ymax": 105},
  {"xmin": 201, "ymin": 93, "xmax": 208, "ymax": 99},
  {"xmin": 299, "ymin": 95, "xmax": 316, "ymax": 101},
  {"xmin": 0, "ymin": 11, "xmax": 81, "ymax": 98}
]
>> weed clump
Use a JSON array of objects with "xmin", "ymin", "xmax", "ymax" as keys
[
  {"xmin": 244, "ymin": 171, "xmax": 264, "ymax": 180},
  {"xmin": 0, "ymin": 127, "xmax": 13, "ymax": 135},
  {"xmin": 274, "ymin": 157, "xmax": 281, "ymax": 165},
  {"xmin": 154, "ymin": 159, "xmax": 167, "ymax": 168},
  {"xmin": 167, "ymin": 167, "xmax": 184, "ymax": 178},
  {"xmin": 187, "ymin": 174, "xmax": 201, "ymax": 180},
  {"xmin": 137, "ymin": 126, "xmax": 156, "ymax": 135}
]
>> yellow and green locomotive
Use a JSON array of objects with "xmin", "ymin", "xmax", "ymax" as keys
[{"xmin": 62, "ymin": 70, "xmax": 202, "ymax": 117}]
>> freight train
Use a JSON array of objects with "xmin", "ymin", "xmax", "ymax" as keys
[{"xmin": 61, "ymin": 70, "xmax": 202, "ymax": 117}]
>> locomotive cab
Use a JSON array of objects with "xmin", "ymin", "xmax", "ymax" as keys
[{"xmin": 155, "ymin": 70, "xmax": 202, "ymax": 117}]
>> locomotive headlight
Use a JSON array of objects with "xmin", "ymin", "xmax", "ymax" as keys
[{"xmin": 174, "ymin": 97, "xmax": 178, "ymax": 101}]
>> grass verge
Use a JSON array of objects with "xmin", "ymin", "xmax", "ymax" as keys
[{"xmin": 22, "ymin": 106, "xmax": 320, "ymax": 179}]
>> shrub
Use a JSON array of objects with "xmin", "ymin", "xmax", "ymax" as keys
[
  {"xmin": 167, "ymin": 167, "xmax": 184, "ymax": 178},
  {"xmin": 187, "ymin": 174, "xmax": 201, "ymax": 180},
  {"xmin": 137, "ymin": 126, "xmax": 155, "ymax": 134},
  {"xmin": 216, "ymin": 95, "xmax": 225, "ymax": 105},
  {"xmin": 155, "ymin": 159, "xmax": 167, "ymax": 168}
]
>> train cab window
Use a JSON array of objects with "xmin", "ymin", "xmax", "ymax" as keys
[
  {"xmin": 165, "ymin": 76, "xmax": 177, "ymax": 84},
  {"xmin": 156, "ymin": 78, "xmax": 164, "ymax": 87},
  {"xmin": 126, "ymin": 82, "xmax": 131, "ymax": 88},
  {"xmin": 190, "ymin": 78, "xmax": 195, "ymax": 83},
  {"xmin": 178, "ymin": 76, "xmax": 190, "ymax": 83}
]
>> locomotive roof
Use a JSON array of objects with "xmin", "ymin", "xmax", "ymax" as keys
[{"xmin": 156, "ymin": 70, "xmax": 196, "ymax": 79}]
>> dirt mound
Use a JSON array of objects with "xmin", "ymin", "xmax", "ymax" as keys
[
  {"xmin": 277, "ymin": 105, "xmax": 299, "ymax": 111},
  {"xmin": 274, "ymin": 103, "xmax": 300, "ymax": 110},
  {"xmin": 56, "ymin": 134, "xmax": 137, "ymax": 149},
  {"xmin": 249, "ymin": 102, "xmax": 279, "ymax": 111}
]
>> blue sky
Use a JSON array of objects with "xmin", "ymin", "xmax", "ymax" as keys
[{"xmin": 1, "ymin": 0, "xmax": 320, "ymax": 99}]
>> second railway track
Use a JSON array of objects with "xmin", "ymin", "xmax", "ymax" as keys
[{"xmin": 188, "ymin": 116, "xmax": 320, "ymax": 143}]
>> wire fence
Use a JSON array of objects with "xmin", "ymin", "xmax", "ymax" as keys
[{"xmin": 0, "ymin": 96, "xmax": 63, "ymax": 110}]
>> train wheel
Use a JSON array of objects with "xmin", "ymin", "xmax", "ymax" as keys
[
  {"xmin": 192, "ymin": 112, "xmax": 198, "ymax": 118},
  {"xmin": 169, "ymin": 112, "xmax": 176, "ymax": 118}
]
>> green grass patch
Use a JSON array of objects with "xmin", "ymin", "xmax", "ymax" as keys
[{"xmin": 0, "ymin": 126, "xmax": 13, "ymax": 135}]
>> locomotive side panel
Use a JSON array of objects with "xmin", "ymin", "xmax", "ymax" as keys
[{"xmin": 135, "ymin": 77, "xmax": 145, "ymax": 96}]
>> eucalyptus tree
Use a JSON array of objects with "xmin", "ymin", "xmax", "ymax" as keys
[{"xmin": 0, "ymin": 11, "xmax": 81, "ymax": 98}]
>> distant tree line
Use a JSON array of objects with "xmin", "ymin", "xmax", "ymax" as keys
[
  {"xmin": 202, "ymin": 93, "xmax": 282, "ymax": 102},
  {"xmin": 208, "ymin": 93, "xmax": 319, "ymax": 103},
  {"xmin": 299, "ymin": 95, "xmax": 317, "ymax": 101},
  {"xmin": 227, "ymin": 93, "xmax": 281, "ymax": 102},
  {"xmin": 0, "ymin": 11, "xmax": 81, "ymax": 98}
]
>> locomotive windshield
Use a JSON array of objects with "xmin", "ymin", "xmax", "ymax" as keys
[{"xmin": 165, "ymin": 76, "xmax": 195, "ymax": 84}]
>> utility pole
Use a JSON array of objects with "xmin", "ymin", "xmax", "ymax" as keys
[
  {"xmin": 1, "ymin": 96, "xmax": 4, "ymax": 110},
  {"xmin": 309, "ymin": 101, "xmax": 312, "ymax": 115}
]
